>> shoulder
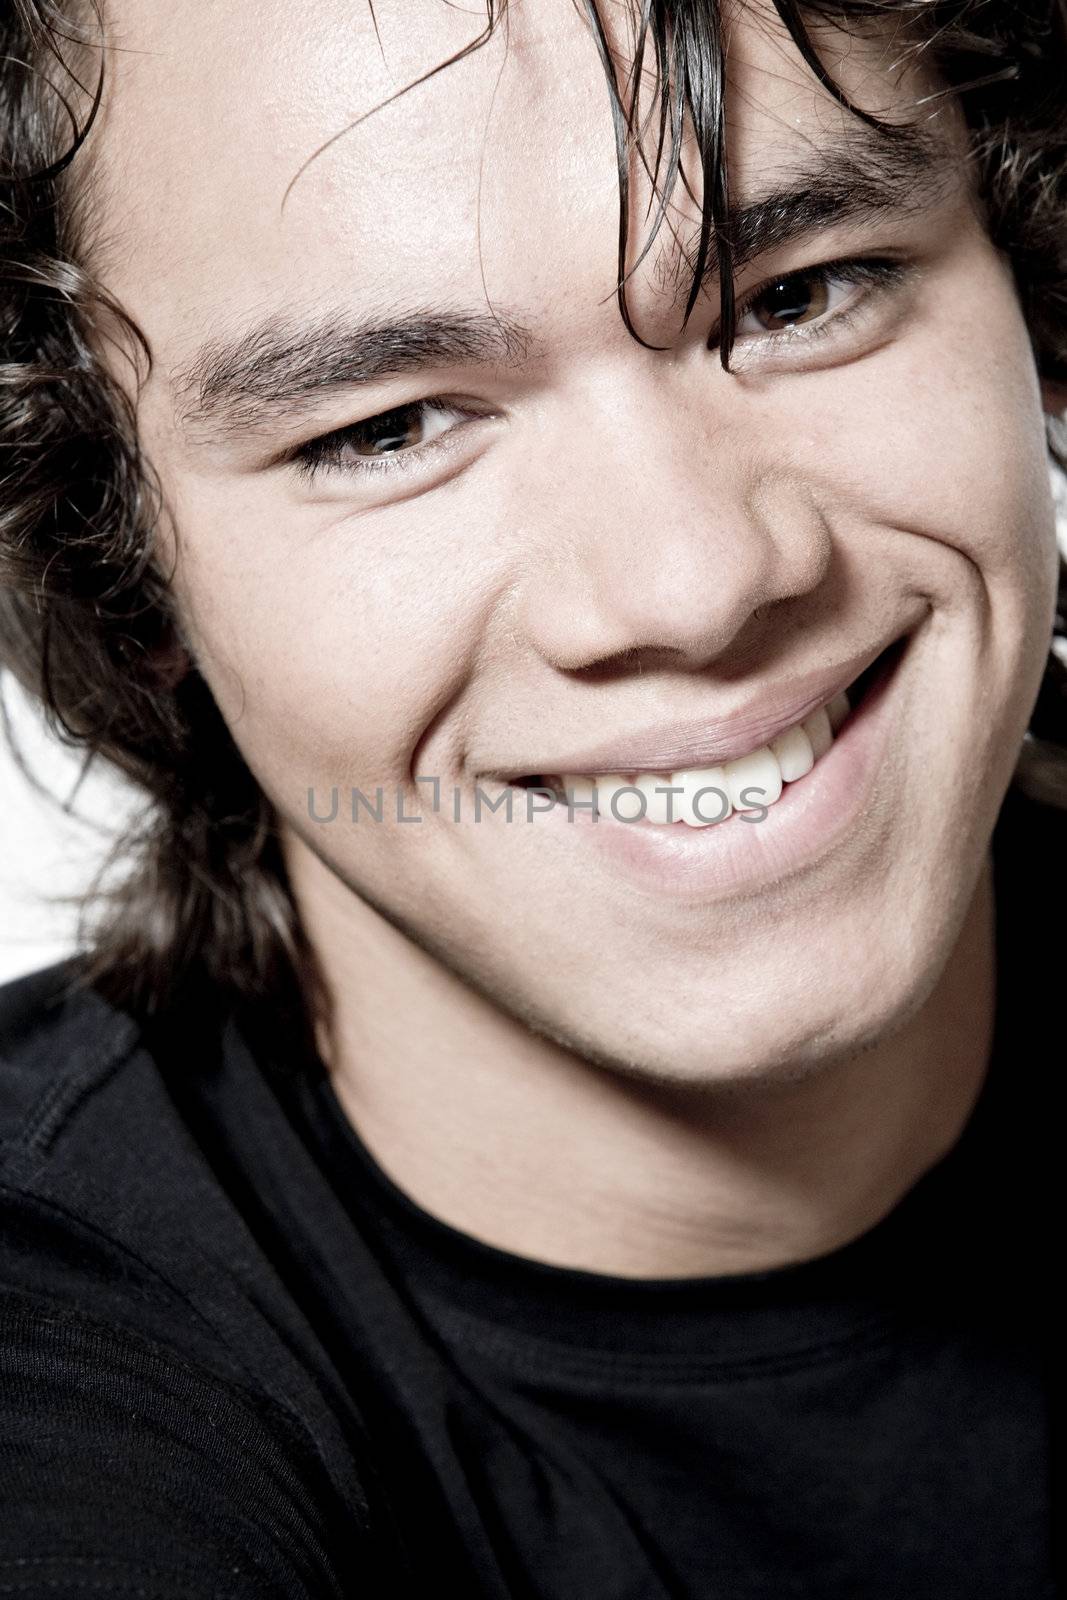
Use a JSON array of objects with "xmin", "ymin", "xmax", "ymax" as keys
[
  {"xmin": 0, "ymin": 954, "xmax": 277, "ymax": 1380},
  {"xmin": 0, "ymin": 961, "xmax": 389, "ymax": 1594},
  {"xmin": 0, "ymin": 957, "xmax": 142, "ymax": 1158},
  {"xmin": 0, "ymin": 1282, "xmax": 362, "ymax": 1597},
  {"xmin": 0, "ymin": 957, "xmax": 309, "ymax": 1385},
  {"xmin": 0, "ymin": 958, "xmax": 214, "ymax": 1293}
]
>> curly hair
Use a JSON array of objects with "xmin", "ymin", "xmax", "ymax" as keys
[{"xmin": 2, "ymin": 0, "xmax": 1067, "ymax": 1055}]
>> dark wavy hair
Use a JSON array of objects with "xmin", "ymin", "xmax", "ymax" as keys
[{"xmin": 2, "ymin": 0, "xmax": 1067, "ymax": 1055}]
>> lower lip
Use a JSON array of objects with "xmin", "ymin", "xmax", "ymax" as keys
[{"xmin": 523, "ymin": 642, "xmax": 906, "ymax": 902}]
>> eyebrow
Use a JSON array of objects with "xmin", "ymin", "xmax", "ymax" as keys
[
  {"xmin": 666, "ymin": 120, "xmax": 953, "ymax": 294},
  {"xmin": 172, "ymin": 122, "xmax": 953, "ymax": 446},
  {"xmin": 171, "ymin": 307, "xmax": 537, "ymax": 446}
]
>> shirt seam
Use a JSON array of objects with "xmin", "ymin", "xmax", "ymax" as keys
[
  {"xmin": 420, "ymin": 1296, "xmax": 900, "ymax": 1384},
  {"xmin": 0, "ymin": 988, "xmax": 143, "ymax": 1171}
]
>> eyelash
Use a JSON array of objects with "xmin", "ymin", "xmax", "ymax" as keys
[
  {"xmin": 290, "ymin": 254, "xmax": 910, "ymax": 483},
  {"xmin": 729, "ymin": 254, "xmax": 908, "ymax": 353},
  {"xmin": 292, "ymin": 398, "xmax": 478, "ymax": 483}
]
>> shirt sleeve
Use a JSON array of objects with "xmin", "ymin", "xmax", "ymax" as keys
[{"xmin": 0, "ymin": 1289, "xmax": 360, "ymax": 1599}]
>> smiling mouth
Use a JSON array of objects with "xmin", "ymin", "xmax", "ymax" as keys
[{"xmin": 509, "ymin": 639, "xmax": 903, "ymax": 828}]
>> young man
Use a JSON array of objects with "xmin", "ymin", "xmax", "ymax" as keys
[{"xmin": 1, "ymin": 0, "xmax": 1066, "ymax": 1593}]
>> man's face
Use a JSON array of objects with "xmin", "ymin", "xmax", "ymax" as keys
[{"xmin": 92, "ymin": 0, "xmax": 1059, "ymax": 1082}]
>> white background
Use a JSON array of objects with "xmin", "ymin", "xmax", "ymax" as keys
[{"xmin": 0, "ymin": 676, "xmax": 142, "ymax": 985}]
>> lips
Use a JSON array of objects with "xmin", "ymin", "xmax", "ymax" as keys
[
  {"xmin": 497, "ymin": 635, "xmax": 906, "ymax": 809},
  {"xmin": 514, "ymin": 640, "xmax": 901, "ymax": 830}
]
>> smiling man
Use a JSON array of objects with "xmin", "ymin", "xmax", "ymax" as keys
[{"xmin": 1, "ymin": 0, "xmax": 1066, "ymax": 1595}]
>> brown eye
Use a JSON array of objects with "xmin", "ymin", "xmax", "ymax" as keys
[
  {"xmin": 749, "ymin": 273, "xmax": 831, "ymax": 332},
  {"xmin": 292, "ymin": 398, "xmax": 471, "ymax": 481},
  {"xmin": 348, "ymin": 403, "xmax": 426, "ymax": 457}
]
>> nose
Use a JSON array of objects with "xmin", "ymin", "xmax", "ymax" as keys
[{"xmin": 515, "ymin": 409, "xmax": 833, "ymax": 675}]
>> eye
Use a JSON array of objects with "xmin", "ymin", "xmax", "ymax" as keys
[
  {"xmin": 740, "ymin": 270, "xmax": 834, "ymax": 332},
  {"xmin": 732, "ymin": 257, "xmax": 908, "ymax": 344},
  {"xmin": 292, "ymin": 398, "xmax": 472, "ymax": 481}
]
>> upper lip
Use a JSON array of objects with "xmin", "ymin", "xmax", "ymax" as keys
[{"xmin": 486, "ymin": 633, "xmax": 902, "ymax": 779}]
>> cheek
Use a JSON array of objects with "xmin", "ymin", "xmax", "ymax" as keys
[
  {"xmin": 163, "ymin": 473, "xmax": 512, "ymax": 789},
  {"xmin": 805, "ymin": 250, "xmax": 1059, "ymax": 613}
]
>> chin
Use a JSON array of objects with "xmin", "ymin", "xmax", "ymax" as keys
[
  {"xmin": 524, "ymin": 846, "xmax": 978, "ymax": 1091},
  {"xmin": 517, "ymin": 953, "xmax": 916, "ymax": 1092}
]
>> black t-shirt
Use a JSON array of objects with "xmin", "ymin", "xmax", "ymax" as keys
[{"xmin": 0, "ymin": 781, "xmax": 1063, "ymax": 1599}]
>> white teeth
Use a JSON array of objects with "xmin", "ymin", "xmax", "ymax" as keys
[
  {"xmin": 674, "ymin": 767, "xmax": 732, "ymax": 827},
  {"xmin": 636, "ymin": 772, "xmax": 683, "ymax": 824},
  {"xmin": 594, "ymin": 773, "xmax": 644, "ymax": 821},
  {"xmin": 826, "ymin": 691, "xmax": 850, "ymax": 733},
  {"xmin": 722, "ymin": 747, "xmax": 782, "ymax": 812},
  {"xmin": 562, "ymin": 775, "xmax": 597, "ymax": 805},
  {"xmin": 769, "ymin": 723, "xmax": 814, "ymax": 783},
  {"xmin": 802, "ymin": 705, "xmax": 833, "ymax": 761},
  {"xmin": 554, "ymin": 685, "xmax": 848, "ymax": 827}
]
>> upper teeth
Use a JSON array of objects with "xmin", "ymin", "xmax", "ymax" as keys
[{"xmin": 554, "ymin": 690, "xmax": 849, "ymax": 827}]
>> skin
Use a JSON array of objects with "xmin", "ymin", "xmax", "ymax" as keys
[{"xmin": 84, "ymin": 0, "xmax": 1060, "ymax": 1274}]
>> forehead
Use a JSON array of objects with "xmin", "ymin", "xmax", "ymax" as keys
[{"xmin": 85, "ymin": 0, "xmax": 940, "ymax": 381}]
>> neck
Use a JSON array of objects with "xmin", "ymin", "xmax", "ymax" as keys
[{"xmin": 287, "ymin": 842, "xmax": 996, "ymax": 1278}]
